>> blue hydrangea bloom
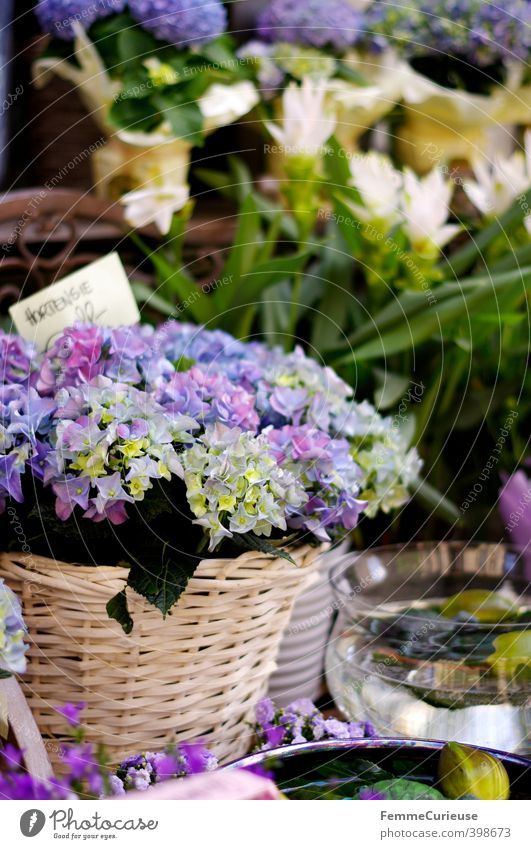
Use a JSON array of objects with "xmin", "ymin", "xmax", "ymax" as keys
[
  {"xmin": 128, "ymin": 0, "xmax": 227, "ymax": 48},
  {"xmin": 36, "ymin": 0, "xmax": 126, "ymax": 40},
  {"xmin": 257, "ymin": 0, "xmax": 364, "ymax": 51},
  {"xmin": 365, "ymin": 0, "xmax": 531, "ymax": 67}
]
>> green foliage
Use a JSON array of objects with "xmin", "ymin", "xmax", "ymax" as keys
[
  {"xmin": 91, "ymin": 13, "xmax": 246, "ymax": 139},
  {"xmin": 362, "ymin": 779, "xmax": 445, "ymax": 800}
]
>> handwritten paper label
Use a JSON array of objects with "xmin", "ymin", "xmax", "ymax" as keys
[{"xmin": 9, "ymin": 253, "xmax": 141, "ymax": 351}]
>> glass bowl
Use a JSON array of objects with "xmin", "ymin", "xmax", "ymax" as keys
[
  {"xmin": 227, "ymin": 739, "xmax": 531, "ymax": 800},
  {"xmin": 325, "ymin": 542, "xmax": 531, "ymax": 755}
]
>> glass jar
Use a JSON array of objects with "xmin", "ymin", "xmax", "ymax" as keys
[{"xmin": 325, "ymin": 542, "xmax": 531, "ymax": 755}]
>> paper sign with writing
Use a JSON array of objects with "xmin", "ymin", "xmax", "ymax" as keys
[{"xmin": 9, "ymin": 253, "xmax": 141, "ymax": 351}]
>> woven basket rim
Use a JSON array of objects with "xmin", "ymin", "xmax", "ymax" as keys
[{"xmin": 1, "ymin": 543, "xmax": 321, "ymax": 574}]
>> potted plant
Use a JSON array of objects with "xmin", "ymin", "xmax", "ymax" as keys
[{"xmin": 0, "ymin": 317, "xmax": 420, "ymax": 763}]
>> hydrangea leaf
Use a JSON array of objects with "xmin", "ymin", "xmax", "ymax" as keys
[
  {"xmin": 106, "ymin": 589, "xmax": 134, "ymax": 636},
  {"xmin": 127, "ymin": 554, "xmax": 198, "ymax": 617}
]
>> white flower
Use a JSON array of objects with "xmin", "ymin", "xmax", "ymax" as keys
[
  {"xmin": 199, "ymin": 81, "xmax": 259, "ymax": 132},
  {"xmin": 265, "ymin": 77, "xmax": 336, "ymax": 158},
  {"xmin": 401, "ymin": 168, "xmax": 459, "ymax": 256},
  {"xmin": 464, "ymin": 132, "xmax": 531, "ymax": 228},
  {"xmin": 121, "ymin": 182, "xmax": 190, "ymax": 235},
  {"xmin": 349, "ymin": 151, "xmax": 403, "ymax": 225}
]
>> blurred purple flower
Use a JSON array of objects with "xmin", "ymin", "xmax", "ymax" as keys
[
  {"xmin": 129, "ymin": 0, "xmax": 227, "ymax": 48},
  {"xmin": 55, "ymin": 702, "xmax": 87, "ymax": 727}
]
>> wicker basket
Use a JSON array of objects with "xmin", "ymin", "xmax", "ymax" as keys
[{"xmin": 0, "ymin": 546, "xmax": 321, "ymax": 766}]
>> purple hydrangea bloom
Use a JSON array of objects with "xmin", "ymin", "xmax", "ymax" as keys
[
  {"xmin": 268, "ymin": 424, "xmax": 367, "ymax": 540},
  {"xmin": 0, "ymin": 384, "xmax": 55, "ymax": 510},
  {"xmin": 129, "ymin": 0, "xmax": 227, "ymax": 48},
  {"xmin": 157, "ymin": 366, "xmax": 259, "ymax": 431},
  {"xmin": 257, "ymin": 0, "xmax": 364, "ymax": 51},
  {"xmin": 35, "ymin": 0, "xmax": 126, "ymax": 40}
]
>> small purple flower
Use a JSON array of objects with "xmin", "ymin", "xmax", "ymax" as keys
[
  {"xmin": 55, "ymin": 702, "xmax": 87, "ymax": 727},
  {"xmin": 108, "ymin": 774, "xmax": 125, "ymax": 796},
  {"xmin": 52, "ymin": 475, "xmax": 91, "ymax": 520},
  {"xmin": 61, "ymin": 741, "xmax": 95, "ymax": 780},
  {"xmin": 255, "ymin": 697, "xmax": 276, "ymax": 726},
  {"xmin": 265, "ymin": 725, "xmax": 287, "ymax": 749}
]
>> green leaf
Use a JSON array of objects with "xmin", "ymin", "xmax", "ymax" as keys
[
  {"xmin": 109, "ymin": 96, "xmax": 159, "ymax": 133},
  {"xmin": 236, "ymin": 533, "xmax": 296, "ymax": 565},
  {"xmin": 373, "ymin": 369, "xmax": 411, "ymax": 410},
  {"xmin": 129, "ymin": 235, "xmax": 212, "ymax": 324},
  {"xmin": 324, "ymin": 136, "xmax": 354, "ymax": 186},
  {"xmin": 217, "ymin": 194, "xmax": 262, "ymax": 310},
  {"xmin": 441, "ymin": 188, "xmax": 531, "ymax": 277},
  {"xmin": 152, "ymin": 94, "xmax": 204, "ymax": 144},
  {"xmin": 334, "ymin": 266, "xmax": 531, "ymax": 364},
  {"xmin": 414, "ymin": 478, "xmax": 461, "ymax": 524},
  {"xmin": 132, "ymin": 282, "xmax": 175, "ymax": 316},
  {"xmin": 117, "ymin": 26, "xmax": 157, "ymax": 64},
  {"xmin": 106, "ymin": 589, "xmax": 134, "ymax": 635},
  {"xmin": 198, "ymin": 39, "xmax": 239, "ymax": 69},
  {"xmin": 331, "ymin": 196, "xmax": 365, "ymax": 254},
  {"xmin": 128, "ymin": 554, "xmax": 198, "ymax": 617},
  {"xmin": 335, "ymin": 62, "xmax": 370, "ymax": 85},
  {"xmin": 361, "ymin": 779, "xmax": 445, "ymax": 800},
  {"xmin": 231, "ymin": 251, "xmax": 311, "ymax": 309},
  {"xmin": 0, "ymin": 669, "xmax": 12, "ymax": 679}
]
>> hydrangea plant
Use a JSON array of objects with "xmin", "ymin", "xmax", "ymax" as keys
[{"xmin": 0, "ymin": 321, "xmax": 420, "ymax": 627}]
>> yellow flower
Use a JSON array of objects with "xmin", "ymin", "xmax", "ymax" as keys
[
  {"xmin": 119, "ymin": 438, "xmax": 149, "ymax": 459},
  {"xmin": 128, "ymin": 478, "xmax": 148, "ymax": 499},
  {"xmin": 143, "ymin": 58, "xmax": 180, "ymax": 87},
  {"xmin": 218, "ymin": 494, "xmax": 237, "ymax": 512},
  {"xmin": 244, "ymin": 467, "xmax": 262, "ymax": 484},
  {"xmin": 188, "ymin": 495, "xmax": 207, "ymax": 518}
]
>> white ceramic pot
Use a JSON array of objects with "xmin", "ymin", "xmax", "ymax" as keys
[{"xmin": 267, "ymin": 542, "xmax": 351, "ymax": 706}]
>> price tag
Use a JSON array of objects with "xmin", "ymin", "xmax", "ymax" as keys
[{"xmin": 9, "ymin": 253, "xmax": 141, "ymax": 351}]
